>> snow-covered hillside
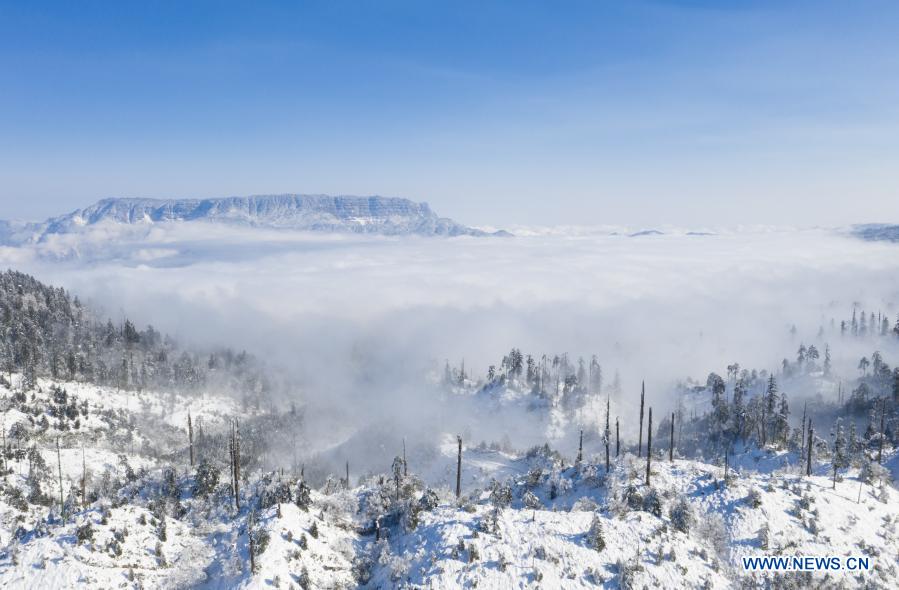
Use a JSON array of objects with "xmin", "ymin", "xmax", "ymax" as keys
[{"xmin": 0, "ymin": 374, "xmax": 896, "ymax": 589}]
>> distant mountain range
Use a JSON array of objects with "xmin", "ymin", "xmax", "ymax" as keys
[
  {"xmin": 0, "ymin": 195, "xmax": 511, "ymax": 243},
  {"xmin": 852, "ymin": 224, "xmax": 899, "ymax": 243}
]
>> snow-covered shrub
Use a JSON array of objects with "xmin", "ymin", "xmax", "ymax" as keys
[
  {"xmin": 309, "ymin": 521, "xmax": 319, "ymax": 539},
  {"xmin": 746, "ymin": 487, "xmax": 762, "ymax": 508},
  {"xmin": 2, "ymin": 485, "xmax": 28, "ymax": 512},
  {"xmin": 758, "ymin": 524, "xmax": 769, "ymax": 550},
  {"xmin": 418, "ymin": 488, "xmax": 439, "ymax": 511},
  {"xmin": 616, "ymin": 557, "xmax": 644, "ymax": 590},
  {"xmin": 352, "ymin": 555, "xmax": 373, "ymax": 585},
  {"xmin": 468, "ymin": 544, "xmax": 480, "ymax": 562},
  {"xmin": 192, "ymin": 459, "xmax": 219, "ymax": 497},
  {"xmin": 642, "ymin": 488, "xmax": 662, "ymax": 517},
  {"xmin": 586, "ymin": 514, "xmax": 606, "ymax": 551},
  {"xmin": 298, "ymin": 566, "xmax": 311, "ymax": 589},
  {"xmin": 669, "ymin": 496, "xmax": 694, "ymax": 534},
  {"xmin": 525, "ymin": 443, "xmax": 564, "ymax": 469},
  {"xmin": 489, "ymin": 480, "xmax": 513, "ymax": 509},
  {"xmin": 526, "ymin": 467, "xmax": 543, "ymax": 488},
  {"xmin": 697, "ymin": 512, "xmax": 729, "ymax": 556},
  {"xmin": 625, "ymin": 485, "xmax": 643, "ymax": 511},
  {"xmin": 859, "ymin": 460, "xmax": 888, "ymax": 485},
  {"xmin": 75, "ymin": 521, "xmax": 94, "ymax": 544},
  {"xmin": 250, "ymin": 525, "xmax": 270, "ymax": 556},
  {"xmin": 571, "ymin": 497, "xmax": 597, "ymax": 512},
  {"xmin": 523, "ymin": 490, "xmax": 542, "ymax": 510},
  {"xmin": 295, "ymin": 479, "xmax": 312, "ymax": 511},
  {"xmin": 258, "ymin": 476, "xmax": 292, "ymax": 509}
]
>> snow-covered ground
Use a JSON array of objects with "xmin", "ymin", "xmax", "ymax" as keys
[{"xmin": 1, "ymin": 375, "xmax": 897, "ymax": 589}]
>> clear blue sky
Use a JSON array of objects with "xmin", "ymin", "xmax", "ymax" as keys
[{"xmin": 1, "ymin": 1, "xmax": 898, "ymax": 226}]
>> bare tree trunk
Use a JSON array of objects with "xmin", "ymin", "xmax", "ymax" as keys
[
  {"xmin": 878, "ymin": 397, "xmax": 886, "ymax": 464},
  {"xmin": 56, "ymin": 437, "xmax": 64, "ymax": 522},
  {"xmin": 806, "ymin": 422, "xmax": 813, "ymax": 477},
  {"xmin": 724, "ymin": 448, "xmax": 729, "ymax": 485},
  {"xmin": 833, "ymin": 456, "xmax": 838, "ymax": 489},
  {"xmin": 604, "ymin": 398, "xmax": 610, "ymax": 473},
  {"xmin": 403, "ymin": 437, "xmax": 408, "ymax": 476},
  {"xmin": 616, "ymin": 417, "xmax": 620, "ymax": 457},
  {"xmin": 799, "ymin": 416, "xmax": 806, "ymax": 466},
  {"xmin": 645, "ymin": 408, "xmax": 652, "ymax": 486},
  {"xmin": 669, "ymin": 412, "xmax": 675, "ymax": 462},
  {"xmin": 81, "ymin": 444, "xmax": 87, "ymax": 508},
  {"xmin": 577, "ymin": 429, "xmax": 583, "ymax": 464},
  {"xmin": 188, "ymin": 411, "xmax": 194, "ymax": 467},
  {"xmin": 346, "ymin": 461, "xmax": 350, "ymax": 489},
  {"xmin": 230, "ymin": 420, "xmax": 241, "ymax": 511},
  {"xmin": 638, "ymin": 382, "xmax": 645, "ymax": 457},
  {"xmin": 235, "ymin": 421, "xmax": 241, "ymax": 510},
  {"xmin": 228, "ymin": 423, "xmax": 235, "ymax": 499},
  {"xmin": 799, "ymin": 402, "xmax": 807, "ymax": 459},
  {"xmin": 455, "ymin": 435, "xmax": 462, "ymax": 499}
]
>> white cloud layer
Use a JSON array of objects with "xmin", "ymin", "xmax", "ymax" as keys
[{"xmin": 3, "ymin": 223, "xmax": 899, "ymax": 468}]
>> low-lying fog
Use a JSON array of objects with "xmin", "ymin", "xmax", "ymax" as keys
[{"xmin": 3, "ymin": 223, "xmax": 899, "ymax": 478}]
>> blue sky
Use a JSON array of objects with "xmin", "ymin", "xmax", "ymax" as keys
[{"xmin": 1, "ymin": 1, "xmax": 898, "ymax": 226}]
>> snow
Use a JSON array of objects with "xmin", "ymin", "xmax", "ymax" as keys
[{"xmin": 1, "ymin": 375, "xmax": 897, "ymax": 588}]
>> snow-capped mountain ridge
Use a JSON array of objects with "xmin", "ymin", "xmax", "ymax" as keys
[{"xmin": 1, "ymin": 195, "xmax": 509, "ymax": 242}]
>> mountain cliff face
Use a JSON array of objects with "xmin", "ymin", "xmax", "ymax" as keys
[{"xmin": 2, "ymin": 195, "xmax": 509, "ymax": 242}]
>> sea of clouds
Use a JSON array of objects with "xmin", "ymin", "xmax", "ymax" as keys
[{"xmin": 2, "ymin": 222, "xmax": 898, "ymax": 472}]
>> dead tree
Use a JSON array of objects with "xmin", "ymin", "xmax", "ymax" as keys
[
  {"xmin": 248, "ymin": 511, "xmax": 256, "ymax": 574},
  {"xmin": 229, "ymin": 423, "xmax": 235, "ymax": 500},
  {"xmin": 615, "ymin": 417, "xmax": 620, "ymax": 457},
  {"xmin": 799, "ymin": 402, "xmax": 807, "ymax": 460},
  {"xmin": 56, "ymin": 437, "xmax": 64, "ymax": 522},
  {"xmin": 724, "ymin": 447, "xmax": 729, "ymax": 485},
  {"xmin": 81, "ymin": 445, "xmax": 87, "ymax": 508},
  {"xmin": 604, "ymin": 398, "xmax": 610, "ymax": 473},
  {"xmin": 638, "ymin": 381, "xmax": 645, "ymax": 457},
  {"xmin": 878, "ymin": 397, "xmax": 886, "ymax": 464},
  {"xmin": 455, "ymin": 435, "xmax": 462, "ymax": 499},
  {"xmin": 577, "ymin": 429, "xmax": 583, "ymax": 464},
  {"xmin": 403, "ymin": 437, "xmax": 408, "ymax": 476},
  {"xmin": 188, "ymin": 411, "xmax": 194, "ymax": 467},
  {"xmin": 806, "ymin": 422, "xmax": 813, "ymax": 477},
  {"xmin": 669, "ymin": 412, "xmax": 675, "ymax": 462},
  {"xmin": 832, "ymin": 447, "xmax": 839, "ymax": 489},
  {"xmin": 230, "ymin": 420, "xmax": 241, "ymax": 511},
  {"xmin": 346, "ymin": 461, "xmax": 350, "ymax": 489},
  {"xmin": 645, "ymin": 407, "xmax": 653, "ymax": 486}
]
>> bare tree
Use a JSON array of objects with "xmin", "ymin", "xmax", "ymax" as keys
[
  {"xmin": 56, "ymin": 437, "xmax": 64, "ymax": 522},
  {"xmin": 455, "ymin": 435, "xmax": 462, "ymax": 499},
  {"xmin": 806, "ymin": 422, "xmax": 813, "ymax": 477},
  {"xmin": 638, "ymin": 382, "xmax": 645, "ymax": 457},
  {"xmin": 669, "ymin": 412, "xmax": 675, "ymax": 462},
  {"xmin": 188, "ymin": 411, "xmax": 194, "ymax": 467},
  {"xmin": 645, "ymin": 407, "xmax": 653, "ymax": 486}
]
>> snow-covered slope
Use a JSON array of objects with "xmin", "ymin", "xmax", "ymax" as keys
[
  {"xmin": 1, "ymin": 374, "xmax": 897, "ymax": 589},
  {"xmin": 0, "ymin": 195, "xmax": 509, "ymax": 242}
]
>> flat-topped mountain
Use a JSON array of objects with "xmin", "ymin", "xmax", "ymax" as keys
[{"xmin": 0, "ymin": 195, "xmax": 510, "ymax": 242}]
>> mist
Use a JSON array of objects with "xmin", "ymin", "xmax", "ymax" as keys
[{"xmin": 3, "ymin": 222, "xmax": 899, "ymax": 478}]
